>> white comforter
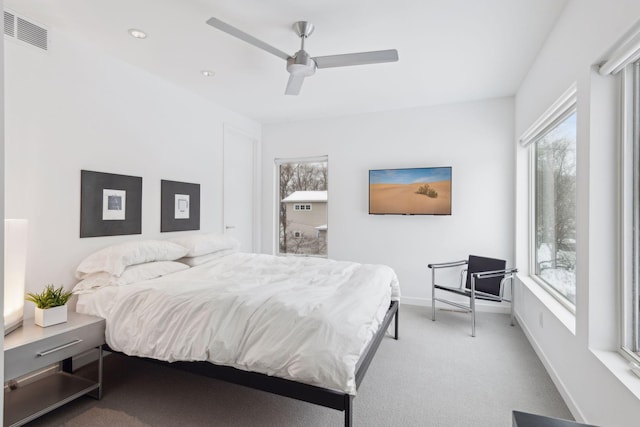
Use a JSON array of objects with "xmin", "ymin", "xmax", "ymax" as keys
[{"xmin": 77, "ymin": 252, "xmax": 400, "ymax": 394}]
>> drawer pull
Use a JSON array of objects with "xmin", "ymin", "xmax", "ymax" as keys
[{"xmin": 37, "ymin": 339, "xmax": 83, "ymax": 357}]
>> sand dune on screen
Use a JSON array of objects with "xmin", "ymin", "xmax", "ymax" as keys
[{"xmin": 369, "ymin": 180, "xmax": 451, "ymax": 215}]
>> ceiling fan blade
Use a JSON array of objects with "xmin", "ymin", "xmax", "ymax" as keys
[
  {"xmin": 206, "ymin": 17, "xmax": 290, "ymax": 61},
  {"xmin": 285, "ymin": 74, "xmax": 306, "ymax": 96},
  {"xmin": 314, "ymin": 49, "xmax": 399, "ymax": 69}
]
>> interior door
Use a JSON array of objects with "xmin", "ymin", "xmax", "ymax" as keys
[{"xmin": 223, "ymin": 125, "xmax": 257, "ymax": 252}]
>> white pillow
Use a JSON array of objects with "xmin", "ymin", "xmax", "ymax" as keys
[
  {"xmin": 72, "ymin": 261, "xmax": 189, "ymax": 294},
  {"xmin": 72, "ymin": 273, "xmax": 112, "ymax": 294},
  {"xmin": 178, "ymin": 248, "xmax": 237, "ymax": 267},
  {"xmin": 75, "ymin": 240, "xmax": 188, "ymax": 279},
  {"xmin": 169, "ymin": 232, "xmax": 240, "ymax": 257}
]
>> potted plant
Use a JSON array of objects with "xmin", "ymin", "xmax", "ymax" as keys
[{"xmin": 26, "ymin": 285, "xmax": 72, "ymax": 327}]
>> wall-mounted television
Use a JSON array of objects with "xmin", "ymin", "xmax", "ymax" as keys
[{"xmin": 369, "ymin": 167, "xmax": 452, "ymax": 215}]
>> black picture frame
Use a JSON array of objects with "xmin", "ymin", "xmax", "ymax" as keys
[
  {"xmin": 80, "ymin": 170, "xmax": 143, "ymax": 238},
  {"xmin": 161, "ymin": 180, "xmax": 200, "ymax": 232}
]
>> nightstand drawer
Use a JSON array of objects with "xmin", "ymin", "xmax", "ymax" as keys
[{"xmin": 5, "ymin": 319, "xmax": 104, "ymax": 381}]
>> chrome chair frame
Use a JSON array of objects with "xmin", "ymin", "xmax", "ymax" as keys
[{"xmin": 428, "ymin": 258, "xmax": 518, "ymax": 337}]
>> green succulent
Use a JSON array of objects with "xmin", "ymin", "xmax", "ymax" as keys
[{"xmin": 25, "ymin": 285, "xmax": 72, "ymax": 309}]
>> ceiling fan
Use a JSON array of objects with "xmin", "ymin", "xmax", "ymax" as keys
[{"xmin": 206, "ymin": 17, "xmax": 399, "ymax": 96}]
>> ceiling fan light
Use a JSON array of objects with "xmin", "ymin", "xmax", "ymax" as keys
[
  {"xmin": 201, "ymin": 70, "xmax": 215, "ymax": 77},
  {"xmin": 286, "ymin": 51, "xmax": 316, "ymax": 76}
]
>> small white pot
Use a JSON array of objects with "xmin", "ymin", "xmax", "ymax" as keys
[{"xmin": 34, "ymin": 305, "xmax": 67, "ymax": 327}]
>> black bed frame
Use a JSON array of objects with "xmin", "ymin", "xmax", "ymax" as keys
[{"xmin": 104, "ymin": 301, "xmax": 398, "ymax": 426}]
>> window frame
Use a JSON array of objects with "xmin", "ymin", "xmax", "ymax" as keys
[
  {"xmin": 621, "ymin": 59, "xmax": 640, "ymax": 364},
  {"xmin": 521, "ymin": 84, "xmax": 578, "ymax": 314}
]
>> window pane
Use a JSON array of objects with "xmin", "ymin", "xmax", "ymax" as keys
[
  {"xmin": 278, "ymin": 160, "xmax": 328, "ymax": 256},
  {"xmin": 629, "ymin": 62, "xmax": 640, "ymax": 356},
  {"xmin": 626, "ymin": 60, "xmax": 640, "ymax": 357},
  {"xmin": 534, "ymin": 111, "xmax": 577, "ymax": 304}
]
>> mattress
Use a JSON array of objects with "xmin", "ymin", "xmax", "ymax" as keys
[{"xmin": 76, "ymin": 252, "xmax": 400, "ymax": 394}]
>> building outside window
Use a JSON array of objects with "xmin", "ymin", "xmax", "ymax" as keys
[
  {"xmin": 276, "ymin": 157, "xmax": 328, "ymax": 256},
  {"xmin": 521, "ymin": 85, "xmax": 577, "ymax": 311}
]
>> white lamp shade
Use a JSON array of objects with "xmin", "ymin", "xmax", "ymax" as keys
[{"xmin": 4, "ymin": 219, "xmax": 28, "ymax": 334}]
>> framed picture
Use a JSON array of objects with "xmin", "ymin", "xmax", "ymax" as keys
[
  {"xmin": 161, "ymin": 180, "xmax": 200, "ymax": 232},
  {"xmin": 102, "ymin": 189, "xmax": 126, "ymax": 220},
  {"xmin": 174, "ymin": 194, "xmax": 190, "ymax": 219},
  {"xmin": 80, "ymin": 170, "xmax": 142, "ymax": 237}
]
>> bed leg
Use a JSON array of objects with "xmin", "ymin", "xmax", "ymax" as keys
[
  {"xmin": 394, "ymin": 306, "xmax": 399, "ymax": 340},
  {"xmin": 344, "ymin": 395, "xmax": 353, "ymax": 427}
]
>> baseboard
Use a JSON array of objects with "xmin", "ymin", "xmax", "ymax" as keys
[
  {"xmin": 514, "ymin": 312, "xmax": 587, "ymax": 422},
  {"xmin": 401, "ymin": 296, "xmax": 512, "ymax": 314}
]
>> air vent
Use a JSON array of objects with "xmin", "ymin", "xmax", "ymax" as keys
[
  {"xmin": 17, "ymin": 17, "xmax": 47, "ymax": 50},
  {"xmin": 4, "ymin": 10, "xmax": 48, "ymax": 51},
  {"xmin": 4, "ymin": 11, "xmax": 15, "ymax": 37}
]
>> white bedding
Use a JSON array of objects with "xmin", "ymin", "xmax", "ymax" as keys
[{"xmin": 77, "ymin": 252, "xmax": 400, "ymax": 394}]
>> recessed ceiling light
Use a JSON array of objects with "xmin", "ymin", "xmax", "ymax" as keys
[
  {"xmin": 128, "ymin": 29, "xmax": 147, "ymax": 39},
  {"xmin": 201, "ymin": 70, "xmax": 215, "ymax": 77}
]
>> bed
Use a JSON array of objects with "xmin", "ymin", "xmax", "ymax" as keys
[{"xmin": 72, "ymin": 236, "xmax": 400, "ymax": 426}]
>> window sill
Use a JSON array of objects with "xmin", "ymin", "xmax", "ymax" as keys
[
  {"xmin": 517, "ymin": 274, "xmax": 576, "ymax": 335},
  {"xmin": 591, "ymin": 349, "xmax": 640, "ymax": 401}
]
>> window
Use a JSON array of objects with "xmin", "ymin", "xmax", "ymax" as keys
[
  {"xmin": 622, "ymin": 59, "xmax": 640, "ymax": 362},
  {"xmin": 521, "ymin": 85, "xmax": 577, "ymax": 311},
  {"xmin": 533, "ymin": 112, "xmax": 577, "ymax": 306},
  {"xmin": 598, "ymin": 28, "xmax": 640, "ymax": 369},
  {"xmin": 276, "ymin": 156, "xmax": 328, "ymax": 256}
]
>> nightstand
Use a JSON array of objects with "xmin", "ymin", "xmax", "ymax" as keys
[
  {"xmin": 4, "ymin": 312, "xmax": 105, "ymax": 427},
  {"xmin": 513, "ymin": 411, "xmax": 598, "ymax": 427}
]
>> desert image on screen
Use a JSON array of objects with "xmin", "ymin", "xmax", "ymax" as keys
[{"xmin": 369, "ymin": 167, "xmax": 452, "ymax": 215}]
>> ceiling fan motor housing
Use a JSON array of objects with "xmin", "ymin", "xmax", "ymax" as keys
[{"xmin": 287, "ymin": 50, "xmax": 316, "ymax": 76}]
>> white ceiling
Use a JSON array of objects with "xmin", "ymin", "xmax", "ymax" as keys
[{"xmin": 6, "ymin": 0, "xmax": 568, "ymax": 124}]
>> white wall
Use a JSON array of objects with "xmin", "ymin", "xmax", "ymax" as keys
[
  {"xmin": 261, "ymin": 97, "xmax": 515, "ymax": 303},
  {"xmin": 4, "ymin": 28, "xmax": 260, "ymax": 317},
  {"xmin": 515, "ymin": 0, "xmax": 640, "ymax": 425}
]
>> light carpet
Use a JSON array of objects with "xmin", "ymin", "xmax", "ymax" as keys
[
  {"xmin": 64, "ymin": 408, "xmax": 149, "ymax": 427},
  {"xmin": 26, "ymin": 305, "xmax": 573, "ymax": 426}
]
